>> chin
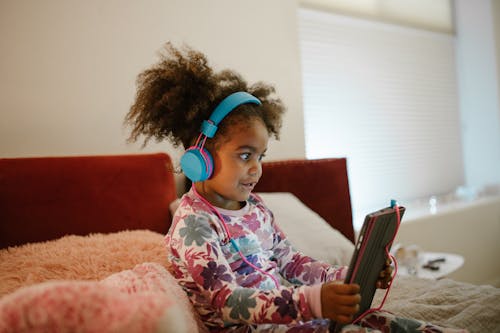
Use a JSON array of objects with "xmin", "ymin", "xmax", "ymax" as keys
[
  {"xmin": 235, "ymin": 192, "xmax": 251, "ymax": 203},
  {"xmin": 234, "ymin": 194, "xmax": 249, "ymax": 202}
]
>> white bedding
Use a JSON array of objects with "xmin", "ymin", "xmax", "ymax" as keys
[
  {"xmin": 257, "ymin": 192, "xmax": 355, "ymax": 266},
  {"xmin": 260, "ymin": 192, "xmax": 500, "ymax": 333},
  {"xmin": 375, "ymin": 276, "xmax": 500, "ymax": 333}
]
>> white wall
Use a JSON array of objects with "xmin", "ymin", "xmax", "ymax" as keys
[{"xmin": 0, "ymin": 0, "xmax": 306, "ymax": 164}]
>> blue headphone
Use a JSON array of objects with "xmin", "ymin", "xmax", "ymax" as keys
[{"xmin": 180, "ymin": 91, "xmax": 262, "ymax": 182}]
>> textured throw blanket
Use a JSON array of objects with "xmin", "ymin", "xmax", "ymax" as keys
[
  {"xmin": 0, "ymin": 230, "xmax": 207, "ymax": 333},
  {"xmin": 373, "ymin": 276, "xmax": 500, "ymax": 333},
  {"xmin": 0, "ymin": 262, "xmax": 206, "ymax": 333}
]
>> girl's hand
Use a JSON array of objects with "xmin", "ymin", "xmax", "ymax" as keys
[
  {"xmin": 376, "ymin": 257, "xmax": 394, "ymax": 289},
  {"xmin": 320, "ymin": 282, "xmax": 360, "ymax": 324}
]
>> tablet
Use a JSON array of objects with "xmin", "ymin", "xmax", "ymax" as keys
[{"xmin": 332, "ymin": 204, "xmax": 405, "ymax": 332}]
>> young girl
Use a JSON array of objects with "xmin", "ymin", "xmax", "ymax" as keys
[{"xmin": 125, "ymin": 43, "xmax": 466, "ymax": 333}]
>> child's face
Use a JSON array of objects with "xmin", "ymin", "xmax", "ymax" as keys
[{"xmin": 196, "ymin": 118, "xmax": 269, "ymax": 210}]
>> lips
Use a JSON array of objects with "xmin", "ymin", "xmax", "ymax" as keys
[{"xmin": 241, "ymin": 182, "xmax": 256, "ymax": 191}]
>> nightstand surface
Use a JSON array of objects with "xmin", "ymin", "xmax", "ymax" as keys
[{"xmin": 399, "ymin": 251, "xmax": 464, "ymax": 279}]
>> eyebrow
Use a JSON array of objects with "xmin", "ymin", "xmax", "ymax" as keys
[{"xmin": 236, "ymin": 145, "xmax": 267, "ymax": 153}]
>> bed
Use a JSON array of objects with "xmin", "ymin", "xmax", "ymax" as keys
[{"xmin": 0, "ymin": 153, "xmax": 499, "ymax": 332}]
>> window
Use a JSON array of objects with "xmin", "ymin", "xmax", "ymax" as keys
[
  {"xmin": 299, "ymin": 0, "xmax": 454, "ymax": 34},
  {"xmin": 298, "ymin": 8, "xmax": 463, "ymax": 229}
]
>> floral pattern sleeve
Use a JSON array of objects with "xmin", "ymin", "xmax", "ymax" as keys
[{"xmin": 165, "ymin": 191, "xmax": 317, "ymax": 329}]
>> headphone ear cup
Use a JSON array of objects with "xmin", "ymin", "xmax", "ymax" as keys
[{"xmin": 180, "ymin": 147, "xmax": 214, "ymax": 182}]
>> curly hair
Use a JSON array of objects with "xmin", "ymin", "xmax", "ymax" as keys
[{"xmin": 125, "ymin": 42, "xmax": 285, "ymax": 150}]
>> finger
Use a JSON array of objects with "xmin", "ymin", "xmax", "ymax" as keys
[
  {"xmin": 325, "ymin": 303, "xmax": 358, "ymax": 323},
  {"xmin": 331, "ymin": 303, "xmax": 360, "ymax": 316},
  {"xmin": 380, "ymin": 272, "xmax": 392, "ymax": 281},
  {"xmin": 333, "ymin": 283, "xmax": 360, "ymax": 294},
  {"xmin": 327, "ymin": 293, "xmax": 361, "ymax": 306},
  {"xmin": 322, "ymin": 287, "xmax": 360, "ymax": 302},
  {"xmin": 323, "ymin": 282, "xmax": 359, "ymax": 296},
  {"xmin": 377, "ymin": 279, "xmax": 391, "ymax": 289},
  {"xmin": 379, "ymin": 265, "xmax": 394, "ymax": 277},
  {"xmin": 382, "ymin": 265, "xmax": 391, "ymax": 274}
]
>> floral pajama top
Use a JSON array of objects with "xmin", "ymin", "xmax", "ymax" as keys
[{"xmin": 165, "ymin": 189, "xmax": 346, "ymax": 331}]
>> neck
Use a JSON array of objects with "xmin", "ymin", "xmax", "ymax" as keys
[{"xmin": 193, "ymin": 182, "xmax": 243, "ymax": 210}]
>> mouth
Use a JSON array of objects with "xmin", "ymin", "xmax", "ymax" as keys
[{"xmin": 241, "ymin": 182, "xmax": 257, "ymax": 191}]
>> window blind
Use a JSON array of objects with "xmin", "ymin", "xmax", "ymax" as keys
[
  {"xmin": 298, "ymin": 8, "xmax": 464, "ymax": 229},
  {"xmin": 299, "ymin": 0, "xmax": 454, "ymax": 34}
]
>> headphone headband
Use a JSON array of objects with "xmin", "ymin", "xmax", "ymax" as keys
[{"xmin": 200, "ymin": 91, "xmax": 261, "ymax": 138}]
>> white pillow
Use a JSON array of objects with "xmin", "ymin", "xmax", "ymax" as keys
[{"xmin": 257, "ymin": 192, "xmax": 354, "ymax": 266}]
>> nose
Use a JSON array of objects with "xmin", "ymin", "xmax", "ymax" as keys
[{"xmin": 248, "ymin": 160, "xmax": 262, "ymax": 177}]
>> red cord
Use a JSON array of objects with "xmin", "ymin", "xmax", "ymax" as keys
[
  {"xmin": 192, "ymin": 186, "xmax": 281, "ymax": 289},
  {"xmin": 352, "ymin": 204, "xmax": 401, "ymax": 324}
]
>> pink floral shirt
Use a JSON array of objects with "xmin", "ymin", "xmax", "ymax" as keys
[{"xmin": 165, "ymin": 189, "xmax": 346, "ymax": 330}]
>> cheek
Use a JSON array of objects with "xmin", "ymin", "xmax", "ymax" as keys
[
  {"xmin": 209, "ymin": 152, "xmax": 222, "ymax": 175},
  {"xmin": 210, "ymin": 156, "xmax": 236, "ymax": 179}
]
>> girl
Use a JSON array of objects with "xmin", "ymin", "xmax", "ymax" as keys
[{"xmin": 125, "ymin": 43, "xmax": 466, "ymax": 333}]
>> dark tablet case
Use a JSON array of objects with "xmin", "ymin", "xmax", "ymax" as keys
[{"xmin": 332, "ymin": 205, "xmax": 405, "ymax": 332}]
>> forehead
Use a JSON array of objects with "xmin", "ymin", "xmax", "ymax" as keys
[{"xmin": 218, "ymin": 118, "xmax": 269, "ymax": 150}]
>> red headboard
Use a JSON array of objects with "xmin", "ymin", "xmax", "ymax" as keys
[
  {"xmin": 254, "ymin": 158, "xmax": 354, "ymax": 243},
  {"xmin": 0, "ymin": 153, "xmax": 176, "ymax": 249},
  {"xmin": 0, "ymin": 154, "xmax": 354, "ymax": 248}
]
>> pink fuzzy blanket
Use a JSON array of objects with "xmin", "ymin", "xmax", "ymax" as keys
[{"xmin": 0, "ymin": 230, "xmax": 207, "ymax": 333}]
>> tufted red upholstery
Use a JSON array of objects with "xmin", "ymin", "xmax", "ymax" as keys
[{"xmin": 0, "ymin": 153, "xmax": 176, "ymax": 249}]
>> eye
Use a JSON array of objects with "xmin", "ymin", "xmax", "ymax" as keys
[
  {"xmin": 240, "ymin": 152, "xmax": 251, "ymax": 161},
  {"xmin": 258, "ymin": 154, "xmax": 266, "ymax": 162}
]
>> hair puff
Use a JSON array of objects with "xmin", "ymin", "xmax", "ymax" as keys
[{"xmin": 125, "ymin": 42, "xmax": 285, "ymax": 149}]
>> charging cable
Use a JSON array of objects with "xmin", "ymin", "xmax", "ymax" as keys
[{"xmin": 192, "ymin": 186, "xmax": 280, "ymax": 289}]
